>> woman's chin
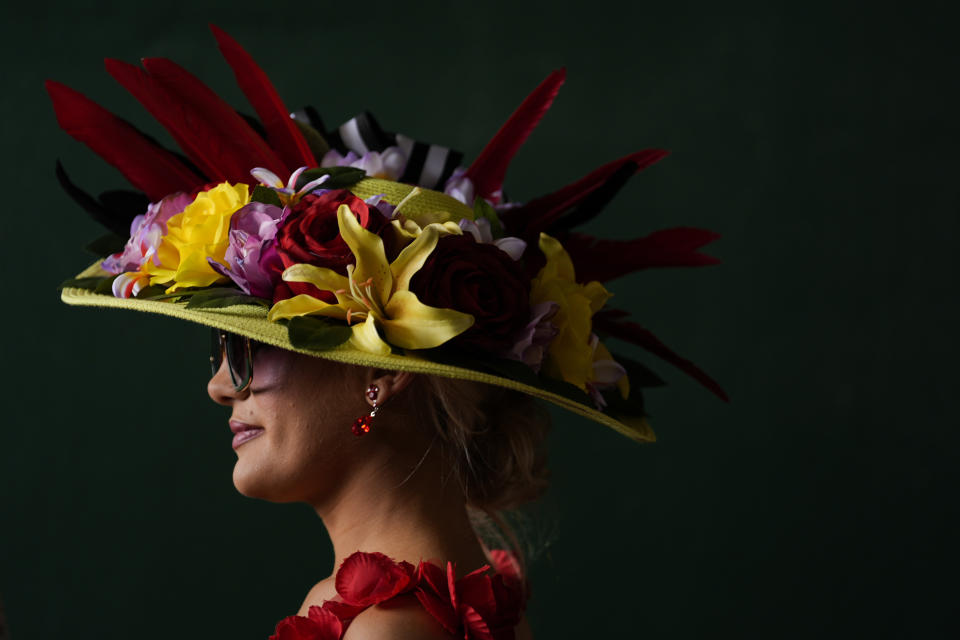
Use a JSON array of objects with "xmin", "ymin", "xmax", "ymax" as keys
[{"xmin": 232, "ymin": 456, "xmax": 279, "ymax": 501}]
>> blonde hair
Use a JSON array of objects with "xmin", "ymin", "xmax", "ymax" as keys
[{"xmin": 410, "ymin": 375, "xmax": 551, "ymax": 512}]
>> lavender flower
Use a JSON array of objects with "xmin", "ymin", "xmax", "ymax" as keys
[
  {"xmin": 208, "ymin": 202, "xmax": 286, "ymax": 298},
  {"xmin": 321, "ymin": 146, "xmax": 407, "ymax": 181},
  {"xmin": 443, "ymin": 167, "xmax": 474, "ymax": 205},
  {"xmin": 458, "ymin": 218, "xmax": 526, "ymax": 260},
  {"xmin": 502, "ymin": 301, "xmax": 560, "ymax": 372},
  {"xmin": 585, "ymin": 334, "xmax": 629, "ymax": 410}
]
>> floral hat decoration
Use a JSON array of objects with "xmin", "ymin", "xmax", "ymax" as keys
[{"xmin": 50, "ymin": 25, "xmax": 728, "ymax": 443}]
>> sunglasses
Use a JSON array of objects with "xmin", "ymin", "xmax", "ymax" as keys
[{"xmin": 209, "ymin": 329, "xmax": 261, "ymax": 392}]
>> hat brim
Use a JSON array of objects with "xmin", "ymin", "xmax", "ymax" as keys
[{"xmin": 61, "ymin": 259, "xmax": 655, "ymax": 443}]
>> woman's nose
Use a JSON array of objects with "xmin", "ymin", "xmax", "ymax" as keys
[{"xmin": 207, "ymin": 356, "xmax": 243, "ymax": 406}]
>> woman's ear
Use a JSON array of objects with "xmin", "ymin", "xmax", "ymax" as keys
[{"xmin": 365, "ymin": 369, "xmax": 417, "ymax": 406}]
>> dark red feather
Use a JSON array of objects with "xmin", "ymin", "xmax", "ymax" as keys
[
  {"xmin": 561, "ymin": 227, "xmax": 722, "ymax": 282},
  {"xmin": 465, "ymin": 69, "xmax": 566, "ymax": 203},
  {"xmin": 504, "ymin": 149, "xmax": 668, "ymax": 237},
  {"xmin": 210, "ymin": 24, "xmax": 317, "ymax": 172},
  {"xmin": 141, "ymin": 57, "xmax": 288, "ymax": 178},
  {"xmin": 105, "ymin": 58, "xmax": 283, "ymax": 185},
  {"xmin": 593, "ymin": 309, "xmax": 730, "ymax": 402},
  {"xmin": 46, "ymin": 80, "xmax": 203, "ymax": 201}
]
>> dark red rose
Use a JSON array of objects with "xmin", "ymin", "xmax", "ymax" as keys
[
  {"xmin": 410, "ymin": 234, "xmax": 531, "ymax": 352},
  {"xmin": 274, "ymin": 189, "xmax": 386, "ymax": 301}
]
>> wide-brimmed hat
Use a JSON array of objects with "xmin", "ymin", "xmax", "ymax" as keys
[{"xmin": 52, "ymin": 25, "xmax": 728, "ymax": 443}]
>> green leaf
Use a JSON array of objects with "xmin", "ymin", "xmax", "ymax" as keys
[
  {"xmin": 251, "ymin": 185, "xmax": 283, "ymax": 207},
  {"xmin": 84, "ymin": 232, "xmax": 127, "ymax": 257},
  {"xmin": 94, "ymin": 277, "xmax": 116, "ymax": 295},
  {"xmin": 602, "ymin": 386, "xmax": 647, "ymax": 418},
  {"xmin": 297, "ymin": 166, "xmax": 367, "ymax": 191},
  {"xmin": 287, "ymin": 315, "xmax": 353, "ymax": 351},
  {"xmin": 135, "ymin": 284, "xmax": 167, "ymax": 299},
  {"xmin": 58, "ymin": 276, "xmax": 111, "ymax": 291},
  {"xmin": 185, "ymin": 290, "xmax": 270, "ymax": 309},
  {"xmin": 136, "ymin": 286, "xmax": 211, "ymax": 301},
  {"xmin": 293, "ymin": 118, "xmax": 330, "ymax": 157},
  {"xmin": 473, "ymin": 197, "xmax": 504, "ymax": 238}
]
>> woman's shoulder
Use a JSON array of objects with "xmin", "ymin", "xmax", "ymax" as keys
[{"xmin": 341, "ymin": 594, "xmax": 452, "ymax": 640}]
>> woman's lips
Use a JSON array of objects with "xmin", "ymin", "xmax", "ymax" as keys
[{"xmin": 229, "ymin": 420, "xmax": 264, "ymax": 449}]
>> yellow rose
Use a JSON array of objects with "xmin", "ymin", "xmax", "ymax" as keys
[
  {"xmin": 530, "ymin": 233, "xmax": 612, "ymax": 391},
  {"xmin": 143, "ymin": 182, "xmax": 250, "ymax": 292}
]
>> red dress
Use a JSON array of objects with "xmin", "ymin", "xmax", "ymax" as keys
[{"xmin": 269, "ymin": 550, "xmax": 527, "ymax": 640}]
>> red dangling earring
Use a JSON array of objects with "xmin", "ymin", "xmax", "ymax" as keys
[{"xmin": 352, "ymin": 384, "xmax": 382, "ymax": 436}]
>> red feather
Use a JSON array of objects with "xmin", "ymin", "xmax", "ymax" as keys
[
  {"xmin": 210, "ymin": 24, "xmax": 317, "ymax": 172},
  {"xmin": 141, "ymin": 57, "xmax": 288, "ymax": 178},
  {"xmin": 45, "ymin": 80, "xmax": 203, "ymax": 201},
  {"xmin": 593, "ymin": 309, "xmax": 730, "ymax": 402},
  {"xmin": 504, "ymin": 150, "xmax": 668, "ymax": 237},
  {"xmin": 561, "ymin": 227, "xmax": 722, "ymax": 282},
  {"xmin": 105, "ymin": 58, "xmax": 282, "ymax": 185},
  {"xmin": 465, "ymin": 69, "xmax": 566, "ymax": 203}
]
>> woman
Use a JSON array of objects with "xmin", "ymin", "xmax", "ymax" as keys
[
  {"xmin": 50, "ymin": 25, "xmax": 727, "ymax": 639},
  {"xmin": 209, "ymin": 334, "xmax": 546, "ymax": 638}
]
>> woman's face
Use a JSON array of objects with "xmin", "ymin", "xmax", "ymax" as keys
[{"xmin": 207, "ymin": 340, "xmax": 372, "ymax": 505}]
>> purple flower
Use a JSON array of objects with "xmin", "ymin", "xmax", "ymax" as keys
[
  {"xmin": 585, "ymin": 333, "xmax": 629, "ymax": 410},
  {"xmin": 502, "ymin": 301, "xmax": 560, "ymax": 372},
  {"xmin": 102, "ymin": 192, "xmax": 192, "ymax": 274},
  {"xmin": 208, "ymin": 202, "xmax": 287, "ymax": 298},
  {"xmin": 458, "ymin": 218, "xmax": 527, "ymax": 260},
  {"xmin": 443, "ymin": 167, "xmax": 474, "ymax": 205},
  {"xmin": 321, "ymin": 146, "xmax": 407, "ymax": 180}
]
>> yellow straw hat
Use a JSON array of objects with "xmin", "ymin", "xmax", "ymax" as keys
[{"xmin": 52, "ymin": 26, "xmax": 728, "ymax": 444}]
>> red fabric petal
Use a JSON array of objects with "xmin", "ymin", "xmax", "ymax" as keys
[
  {"xmin": 416, "ymin": 560, "xmax": 449, "ymax": 598},
  {"xmin": 488, "ymin": 550, "xmax": 522, "ymax": 587},
  {"xmin": 269, "ymin": 613, "xmax": 340, "ymax": 640},
  {"xmin": 414, "ymin": 589, "xmax": 459, "ymax": 634},
  {"xmin": 457, "ymin": 572, "xmax": 497, "ymax": 620},
  {"xmin": 319, "ymin": 599, "xmax": 365, "ymax": 622},
  {"xmin": 446, "ymin": 561, "xmax": 459, "ymax": 613},
  {"xmin": 335, "ymin": 551, "xmax": 414, "ymax": 607},
  {"xmin": 461, "ymin": 604, "xmax": 494, "ymax": 640}
]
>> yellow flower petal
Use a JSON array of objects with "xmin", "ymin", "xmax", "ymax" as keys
[
  {"xmin": 337, "ymin": 204, "xmax": 392, "ymax": 310},
  {"xmin": 282, "ymin": 263, "xmax": 348, "ymax": 293},
  {"xmin": 267, "ymin": 294, "xmax": 347, "ymax": 323},
  {"xmin": 348, "ymin": 313, "xmax": 392, "ymax": 355},
  {"xmin": 391, "ymin": 223, "xmax": 441, "ymax": 292},
  {"xmin": 538, "ymin": 233, "xmax": 575, "ymax": 281},
  {"xmin": 381, "ymin": 290, "xmax": 474, "ymax": 350},
  {"xmin": 166, "ymin": 250, "xmax": 227, "ymax": 292},
  {"xmin": 583, "ymin": 280, "xmax": 612, "ymax": 314}
]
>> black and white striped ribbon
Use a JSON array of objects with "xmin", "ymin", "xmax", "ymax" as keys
[{"xmin": 292, "ymin": 108, "xmax": 463, "ymax": 191}]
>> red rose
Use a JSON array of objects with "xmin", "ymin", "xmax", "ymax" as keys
[
  {"xmin": 410, "ymin": 234, "xmax": 531, "ymax": 352},
  {"xmin": 274, "ymin": 189, "xmax": 386, "ymax": 301}
]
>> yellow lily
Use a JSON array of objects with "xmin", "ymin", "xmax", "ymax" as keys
[
  {"xmin": 267, "ymin": 204, "xmax": 475, "ymax": 354},
  {"xmin": 530, "ymin": 232, "xmax": 613, "ymax": 391}
]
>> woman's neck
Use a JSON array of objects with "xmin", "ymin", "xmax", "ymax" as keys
[{"xmin": 313, "ymin": 442, "xmax": 491, "ymax": 578}]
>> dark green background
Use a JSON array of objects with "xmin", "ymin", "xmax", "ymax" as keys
[{"xmin": 2, "ymin": 1, "xmax": 956, "ymax": 637}]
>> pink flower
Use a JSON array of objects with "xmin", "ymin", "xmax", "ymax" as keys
[{"xmin": 102, "ymin": 192, "xmax": 192, "ymax": 274}]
